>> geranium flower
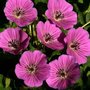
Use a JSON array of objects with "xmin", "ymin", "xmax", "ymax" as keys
[
  {"xmin": 0, "ymin": 28, "xmax": 30, "ymax": 55},
  {"xmin": 15, "ymin": 50, "xmax": 50, "ymax": 87},
  {"xmin": 45, "ymin": 0, "xmax": 77, "ymax": 29},
  {"xmin": 36, "ymin": 21, "xmax": 64, "ymax": 50},
  {"xmin": 64, "ymin": 27, "xmax": 90, "ymax": 64},
  {"xmin": 46, "ymin": 55, "xmax": 80, "ymax": 90},
  {"xmin": 4, "ymin": 0, "xmax": 37, "ymax": 27}
]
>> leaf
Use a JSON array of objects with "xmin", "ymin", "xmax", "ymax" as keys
[
  {"xmin": 0, "ymin": 28, "xmax": 4, "ymax": 32},
  {"xmin": 73, "ymin": 4, "xmax": 85, "ymax": 25},
  {"xmin": 86, "ymin": 12, "xmax": 90, "ymax": 22},
  {"xmin": 78, "ymin": 12, "xmax": 85, "ymax": 25},
  {"xmin": 84, "ymin": 4, "xmax": 90, "ymax": 14},
  {"xmin": 34, "ymin": 0, "xmax": 48, "ymax": 4},
  {"xmin": 5, "ymin": 78, "xmax": 11, "ymax": 88},
  {"xmin": 0, "ymin": 87, "xmax": 5, "ymax": 90},
  {"xmin": 20, "ymin": 86, "xmax": 28, "ymax": 90},
  {"xmin": 4, "ymin": 87, "xmax": 12, "ymax": 90},
  {"xmin": 29, "ymin": 43, "xmax": 36, "ymax": 51},
  {"xmin": 0, "ymin": 74, "xmax": 4, "ymax": 88},
  {"xmin": 87, "ymin": 71, "xmax": 90, "ymax": 77},
  {"xmin": 77, "ymin": 78, "xmax": 83, "ymax": 87},
  {"xmin": 0, "ymin": 75, "xmax": 11, "ymax": 90},
  {"xmin": 49, "ymin": 51, "xmax": 61, "ymax": 61},
  {"xmin": 62, "ymin": 29, "xmax": 68, "ymax": 34},
  {"xmin": 78, "ymin": 0, "xmax": 83, "ymax": 4},
  {"xmin": 83, "ymin": 57, "xmax": 90, "ymax": 71}
]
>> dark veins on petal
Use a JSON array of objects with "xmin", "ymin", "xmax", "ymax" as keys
[
  {"xmin": 8, "ymin": 39, "xmax": 20, "ymax": 50},
  {"xmin": 44, "ymin": 33, "xmax": 53, "ymax": 42},
  {"xmin": 54, "ymin": 10, "xmax": 64, "ymax": 21},
  {"xmin": 13, "ymin": 7, "xmax": 25, "ymax": 18},
  {"xmin": 70, "ymin": 42, "xmax": 80, "ymax": 50}
]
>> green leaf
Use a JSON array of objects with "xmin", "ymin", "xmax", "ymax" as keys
[
  {"xmin": 0, "ymin": 74, "xmax": 4, "ymax": 88},
  {"xmin": 0, "ymin": 28, "xmax": 4, "ymax": 32},
  {"xmin": 83, "ymin": 57, "xmax": 90, "ymax": 71},
  {"xmin": 78, "ymin": 0, "xmax": 83, "ymax": 4},
  {"xmin": 29, "ymin": 43, "xmax": 36, "ymax": 51},
  {"xmin": 84, "ymin": 4, "xmax": 90, "ymax": 14},
  {"xmin": 78, "ymin": 12, "xmax": 85, "ymax": 25},
  {"xmin": 0, "ymin": 87, "xmax": 5, "ymax": 90},
  {"xmin": 5, "ymin": 78, "xmax": 11, "ymax": 88},
  {"xmin": 34, "ymin": 0, "xmax": 48, "ymax": 4},
  {"xmin": 87, "ymin": 57, "xmax": 90, "ymax": 66},
  {"xmin": 4, "ymin": 87, "xmax": 12, "ymax": 90},
  {"xmin": 49, "ymin": 51, "xmax": 61, "ymax": 61},
  {"xmin": 87, "ymin": 71, "xmax": 90, "ymax": 77},
  {"xmin": 80, "ymin": 66, "xmax": 84, "ymax": 74},
  {"xmin": 62, "ymin": 29, "xmax": 68, "ymax": 34},
  {"xmin": 86, "ymin": 12, "xmax": 90, "ymax": 22},
  {"xmin": 0, "ymin": 75, "xmax": 11, "ymax": 90},
  {"xmin": 76, "ymin": 77, "xmax": 83, "ymax": 87}
]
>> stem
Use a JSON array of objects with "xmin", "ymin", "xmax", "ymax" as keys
[
  {"xmin": 31, "ymin": 25, "xmax": 34, "ymax": 38},
  {"xmin": 32, "ymin": 24, "xmax": 36, "ymax": 38},
  {"xmin": 29, "ymin": 25, "xmax": 32, "ymax": 36},
  {"xmin": 82, "ymin": 21, "xmax": 90, "ymax": 28}
]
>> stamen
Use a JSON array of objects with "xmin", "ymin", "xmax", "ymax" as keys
[
  {"xmin": 27, "ymin": 64, "xmax": 36, "ymax": 74},
  {"xmin": 70, "ymin": 42, "xmax": 80, "ymax": 50},
  {"xmin": 8, "ymin": 40, "xmax": 20, "ymax": 50},
  {"xmin": 57, "ymin": 69, "xmax": 67, "ymax": 79},
  {"xmin": 54, "ymin": 11, "xmax": 64, "ymax": 21},
  {"xmin": 44, "ymin": 33, "xmax": 53, "ymax": 42},
  {"xmin": 13, "ymin": 7, "xmax": 25, "ymax": 18}
]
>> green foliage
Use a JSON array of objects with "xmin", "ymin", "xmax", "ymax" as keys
[
  {"xmin": 34, "ymin": 0, "xmax": 48, "ymax": 4},
  {"xmin": 0, "ymin": 75, "xmax": 11, "ymax": 90},
  {"xmin": 0, "ymin": 74, "xmax": 3, "ymax": 88},
  {"xmin": 78, "ymin": 0, "xmax": 83, "ymax": 4},
  {"xmin": 5, "ymin": 78, "xmax": 11, "ymax": 88}
]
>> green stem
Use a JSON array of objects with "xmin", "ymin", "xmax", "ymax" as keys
[
  {"xmin": 28, "ymin": 25, "xmax": 32, "ymax": 36},
  {"xmin": 31, "ymin": 24, "xmax": 34, "ymax": 38},
  {"xmin": 82, "ymin": 21, "xmax": 90, "ymax": 28}
]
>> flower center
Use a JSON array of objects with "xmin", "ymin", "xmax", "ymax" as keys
[
  {"xmin": 70, "ymin": 42, "xmax": 80, "ymax": 50},
  {"xmin": 44, "ymin": 33, "xmax": 53, "ymax": 42},
  {"xmin": 27, "ymin": 64, "xmax": 36, "ymax": 74},
  {"xmin": 54, "ymin": 11, "xmax": 64, "ymax": 21},
  {"xmin": 13, "ymin": 7, "xmax": 25, "ymax": 18},
  {"xmin": 57, "ymin": 69, "xmax": 67, "ymax": 79},
  {"xmin": 8, "ymin": 40, "xmax": 20, "ymax": 50}
]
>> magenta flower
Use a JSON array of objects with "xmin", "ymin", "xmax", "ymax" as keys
[
  {"xmin": 4, "ymin": 0, "xmax": 37, "ymax": 27},
  {"xmin": 46, "ymin": 55, "xmax": 80, "ymax": 90},
  {"xmin": 64, "ymin": 27, "xmax": 90, "ymax": 64},
  {"xmin": 15, "ymin": 50, "xmax": 50, "ymax": 87},
  {"xmin": 0, "ymin": 28, "xmax": 30, "ymax": 55},
  {"xmin": 45, "ymin": 0, "xmax": 77, "ymax": 29},
  {"xmin": 36, "ymin": 21, "xmax": 64, "ymax": 50}
]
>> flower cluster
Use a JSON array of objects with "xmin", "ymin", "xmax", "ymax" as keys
[{"xmin": 0, "ymin": 0, "xmax": 90, "ymax": 90}]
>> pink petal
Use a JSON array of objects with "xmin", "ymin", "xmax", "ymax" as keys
[
  {"xmin": 15, "ymin": 64, "xmax": 28, "ymax": 80},
  {"xmin": 24, "ymin": 74, "xmax": 43, "ymax": 87},
  {"xmin": 20, "ymin": 51, "xmax": 33, "ymax": 66}
]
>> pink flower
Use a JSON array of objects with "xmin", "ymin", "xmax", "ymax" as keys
[
  {"xmin": 15, "ymin": 50, "xmax": 50, "ymax": 87},
  {"xmin": 64, "ymin": 27, "xmax": 90, "ymax": 64},
  {"xmin": 45, "ymin": 0, "xmax": 77, "ymax": 29},
  {"xmin": 4, "ymin": 0, "xmax": 37, "ymax": 27},
  {"xmin": 46, "ymin": 55, "xmax": 80, "ymax": 90},
  {"xmin": 0, "ymin": 28, "xmax": 30, "ymax": 55},
  {"xmin": 36, "ymin": 21, "xmax": 64, "ymax": 50}
]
